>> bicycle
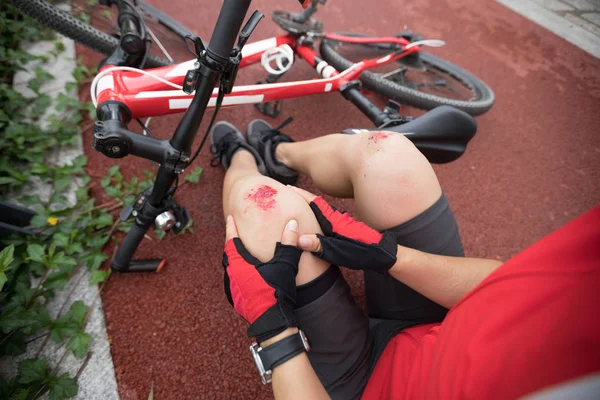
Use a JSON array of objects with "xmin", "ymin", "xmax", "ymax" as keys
[{"xmin": 11, "ymin": 0, "xmax": 486, "ymax": 272}]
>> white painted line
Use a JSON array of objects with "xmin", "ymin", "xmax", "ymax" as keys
[
  {"xmin": 495, "ymin": 0, "xmax": 600, "ymax": 58},
  {"xmin": 169, "ymin": 94, "xmax": 265, "ymax": 109}
]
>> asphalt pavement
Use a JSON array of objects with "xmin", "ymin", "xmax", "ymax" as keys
[{"xmin": 77, "ymin": 0, "xmax": 600, "ymax": 398}]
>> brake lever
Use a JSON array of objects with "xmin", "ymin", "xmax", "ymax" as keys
[
  {"xmin": 185, "ymin": 34, "xmax": 206, "ymax": 58},
  {"xmin": 236, "ymin": 10, "xmax": 264, "ymax": 51},
  {"xmin": 181, "ymin": 35, "xmax": 207, "ymax": 94}
]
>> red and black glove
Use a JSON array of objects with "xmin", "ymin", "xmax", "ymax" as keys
[
  {"xmin": 293, "ymin": 187, "xmax": 398, "ymax": 273},
  {"xmin": 222, "ymin": 218, "xmax": 302, "ymax": 343}
]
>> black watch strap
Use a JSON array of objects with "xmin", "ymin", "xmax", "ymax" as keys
[{"xmin": 259, "ymin": 331, "xmax": 307, "ymax": 371}]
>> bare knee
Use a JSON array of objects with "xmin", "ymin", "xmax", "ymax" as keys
[
  {"xmin": 226, "ymin": 176, "xmax": 329, "ymax": 284},
  {"xmin": 347, "ymin": 131, "xmax": 442, "ymax": 230}
]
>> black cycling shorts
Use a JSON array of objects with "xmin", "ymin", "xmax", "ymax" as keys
[{"xmin": 295, "ymin": 193, "xmax": 464, "ymax": 400}]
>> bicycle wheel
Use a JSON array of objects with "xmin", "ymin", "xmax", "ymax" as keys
[
  {"xmin": 320, "ymin": 33, "xmax": 495, "ymax": 116},
  {"xmin": 11, "ymin": 0, "xmax": 173, "ymax": 68}
]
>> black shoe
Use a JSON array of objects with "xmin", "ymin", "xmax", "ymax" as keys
[
  {"xmin": 210, "ymin": 121, "xmax": 267, "ymax": 175},
  {"xmin": 246, "ymin": 117, "xmax": 299, "ymax": 185}
]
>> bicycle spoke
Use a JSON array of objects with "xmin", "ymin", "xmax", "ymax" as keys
[
  {"xmin": 334, "ymin": 40, "xmax": 479, "ymax": 102},
  {"xmin": 379, "ymin": 66, "xmax": 407, "ymax": 79},
  {"xmin": 146, "ymin": 25, "xmax": 174, "ymax": 62}
]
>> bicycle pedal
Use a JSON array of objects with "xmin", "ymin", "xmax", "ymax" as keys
[{"xmin": 254, "ymin": 100, "xmax": 283, "ymax": 118}]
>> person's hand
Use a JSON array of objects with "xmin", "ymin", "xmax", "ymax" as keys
[
  {"xmin": 290, "ymin": 187, "xmax": 398, "ymax": 273},
  {"xmin": 222, "ymin": 216, "xmax": 302, "ymax": 343}
]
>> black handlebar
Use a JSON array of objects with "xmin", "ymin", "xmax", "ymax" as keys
[
  {"xmin": 103, "ymin": 0, "xmax": 254, "ymax": 272},
  {"xmin": 101, "ymin": 0, "xmax": 326, "ymax": 272},
  {"xmin": 207, "ymin": 0, "xmax": 252, "ymax": 62}
]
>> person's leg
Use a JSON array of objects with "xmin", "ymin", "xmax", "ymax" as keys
[
  {"xmin": 276, "ymin": 131, "xmax": 442, "ymax": 231},
  {"xmin": 222, "ymin": 150, "xmax": 329, "ymax": 284},
  {"xmin": 257, "ymin": 128, "xmax": 463, "ymax": 323},
  {"xmin": 214, "ymin": 122, "xmax": 373, "ymax": 399}
]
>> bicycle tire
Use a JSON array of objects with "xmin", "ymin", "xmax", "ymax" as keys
[
  {"xmin": 10, "ymin": 0, "xmax": 171, "ymax": 68},
  {"xmin": 320, "ymin": 34, "xmax": 495, "ymax": 116}
]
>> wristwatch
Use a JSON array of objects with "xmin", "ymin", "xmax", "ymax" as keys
[{"xmin": 250, "ymin": 329, "xmax": 311, "ymax": 384}]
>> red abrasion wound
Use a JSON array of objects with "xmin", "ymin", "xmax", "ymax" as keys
[
  {"xmin": 244, "ymin": 185, "xmax": 278, "ymax": 211},
  {"xmin": 369, "ymin": 132, "xmax": 390, "ymax": 144},
  {"xmin": 224, "ymin": 239, "xmax": 276, "ymax": 324},
  {"xmin": 313, "ymin": 197, "xmax": 383, "ymax": 244}
]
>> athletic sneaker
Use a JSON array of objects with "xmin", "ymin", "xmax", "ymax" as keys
[
  {"xmin": 209, "ymin": 121, "xmax": 267, "ymax": 175},
  {"xmin": 246, "ymin": 117, "xmax": 299, "ymax": 185}
]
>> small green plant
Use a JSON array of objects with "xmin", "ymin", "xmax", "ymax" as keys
[{"xmin": 0, "ymin": 3, "xmax": 202, "ymax": 399}]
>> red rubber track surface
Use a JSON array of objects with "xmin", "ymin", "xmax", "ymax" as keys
[{"xmin": 76, "ymin": 0, "xmax": 600, "ymax": 398}]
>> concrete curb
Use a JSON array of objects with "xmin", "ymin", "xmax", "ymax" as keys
[
  {"xmin": 5, "ymin": 3, "xmax": 120, "ymax": 399},
  {"xmin": 496, "ymin": 0, "xmax": 600, "ymax": 58}
]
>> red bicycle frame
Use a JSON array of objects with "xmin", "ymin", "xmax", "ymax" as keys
[{"xmin": 94, "ymin": 33, "xmax": 419, "ymax": 119}]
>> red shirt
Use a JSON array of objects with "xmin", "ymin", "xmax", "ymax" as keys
[{"xmin": 362, "ymin": 206, "xmax": 600, "ymax": 399}]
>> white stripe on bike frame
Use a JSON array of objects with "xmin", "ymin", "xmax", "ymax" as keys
[
  {"xmin": 324, "ymin": 83, "xmax": 332, "ymax": 92},
  {"xmin": 316, "ymin": 61, "xmax": 327, "ymax": 74},
  {"xmin": 164, "ymin": 38, "xmax": 278, "ymax": 78},
  {"xmin": 137, "ymin": 66, "xmax": 359, "ymax": 100},
  {"xmin": 377, "ymin": 54, "xmax": 392, "ymax": 64},
  {"xmin": 168, "ymin": 94, "xmax": 265, "ymax": 109},
  {"xmin": 136, "ymin": 89, "xmax": 202, "ymax": 98},
  {"xmin": 241, "ymin": 37, "xmax": 278, "ymax": 58},
  {"xmin": 97, "ymin": 75, "xmax": 114, "ymax": 93}
]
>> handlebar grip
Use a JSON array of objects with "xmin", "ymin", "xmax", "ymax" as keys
[
  {"xmin": 119, "ymin": 13, "xmax": 144, "ymax": 54},
  {"xmin": 206, "ymin": 0, "xmax": 252, "ymax": 62},
  {"xmin": 111, "ymin": 222, "xmax": 150, "ymax": 271}
]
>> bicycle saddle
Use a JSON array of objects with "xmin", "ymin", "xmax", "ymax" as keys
[{"xmin": 344, "ymin": 106, "xmax": 477, "ymax": 164}]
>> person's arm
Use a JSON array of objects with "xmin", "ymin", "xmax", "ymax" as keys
[
  {"xmin": 290, "ymin": 186, "xmax": 503, "ymax": 309},
  {"xmin": 222, "ymin": 217, "xmax": 329, "ymax": 399},
  {"xmin": 262, "ymin": 328, "xmax": 330, "ymax": 400},
  {"xmin": 390, "ymin": 246, "xmax": 502, "ymax": 308}
]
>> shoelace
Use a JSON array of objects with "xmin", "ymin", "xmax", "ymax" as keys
[
  {"xmin": 210, "ymin": 131, "xmax": 239, "ymax": 167},
  {"xmin": 259, "ymin": 117, "xmax": 294, "ymax": 144}
]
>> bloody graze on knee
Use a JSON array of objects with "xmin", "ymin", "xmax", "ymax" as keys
[
  {"xmin": 368, "ymin": 131, "xmax": 390, "ymax": 144},
  {"xmin": 244, "ymin": 184, "xmax": 278, "ymax": 211}
]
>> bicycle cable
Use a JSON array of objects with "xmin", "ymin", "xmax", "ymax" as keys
[
  {"xmin": 187, "ymin": 81, "xmax": 226, "ymax": 167},
  {"xmin": 168, "ymin": 87, "xmax": 222, "ymax": 199},
  {"xmin": 136, "ymin": 118, "xmax": 154, "ymax": 137}
]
